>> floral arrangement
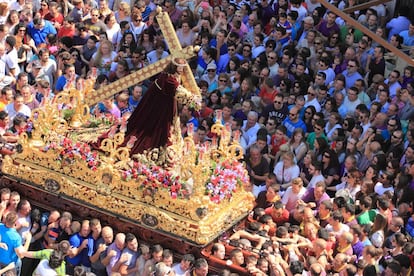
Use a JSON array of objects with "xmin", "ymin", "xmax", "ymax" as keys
[
  {"xmin": 121, "ymin": 161, "xmax": 190, "ymax": 199},
  {"xmin": 206, "ymin": 160, "xmax": 249, "ymax": 204},
  {"xmin": 175, "ymin": 85, "xmax": 202, "ymax": 111},
  {"xmin": 42, "ymin": 138, "xmax": 101, "ymax": 171},
  {"xmin": 82, "ymin": 114, "xmax": 116, "ymax": 128},
  {"xmin": 35, "ymin": 134, "xmax": 248, "ymax": 203}
]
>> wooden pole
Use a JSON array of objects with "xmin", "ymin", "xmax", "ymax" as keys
[
  {"xmin": 318, "ymin": 0, "xmax": 414, "ymax": 67},
  {"xmin": 342, "ymin": 0, "xmax": 391, "ymax": 14}
]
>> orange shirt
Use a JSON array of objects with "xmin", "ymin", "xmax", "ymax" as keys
[{"xmin": 258, "ymin": 87, "xmax": 278, "ymax": 106}]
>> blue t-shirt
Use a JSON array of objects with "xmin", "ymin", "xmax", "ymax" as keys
[
  {"xmin": 27, "ymin": 20, "xmax": 57, "ymax": 46},
  {"xmin": 129, "ymin": 96, "xmax": 140, "ymax": 110},
  {"xmin": 0, "ymin": 224, "xmax": 22, "ymax": 265},
  {"xmin": 282, "ymin": 118, "xmax": 307, "ymax": 138},
  {"xmin": 55, "ymin": 75, "xmax": 68, "ymax": 92},
  {"xmin": 67, "ymin": 233, "xmax": 91, "ymax": 267},
  {"xmin": 209, "ymin": 39, "xmax": 228, "ymax": 56}
]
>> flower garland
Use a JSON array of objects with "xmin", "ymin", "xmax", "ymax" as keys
[
  {"xmin": 205, "ymin": 160, "xmax": 249, "ymax": 204},
  {"xmin": 121, "ymin": 161, "xmax": 189, "ymax": 199},
  {"xmin": 175, "ymin": 85, "xmax": 202, "ymax": 111},
  {"xmin": 37, "ymin": 138, "xmax": 248, "ymax": 203},
  {"xmin": 42, "ymin": 138, "xmax": 101, "ymax": 171}
]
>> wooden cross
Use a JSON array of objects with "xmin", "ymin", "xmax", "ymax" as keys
[{"xmin": 84, "ymin": 7, "xmax": 200, "ymax": 106}]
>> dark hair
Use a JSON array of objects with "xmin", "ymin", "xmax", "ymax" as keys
[
  {"xmin": 30, "ymin": 208, "xmax": 41, "ymax": 224},
  {"xmin": 331, "ymin": 209, "xmax": 344, "ymax": 222},
  {"xmin": 333, "ymin": 197, "xmax": 347, "ymax": 210},
  {"xmin": 46, "ymin": 34, "xmax": 57, "ymax": 45},
  {"xmin": 194, "ymin": 258, "xmax": 208, "ymax": 269},
  {"xmin": 226, "ymin": 56, "xmax": 240, "ymax": 73},
  {"xmin": 311, "ymin": 160, "xmax": 323, "ymax": 171},
  {"xmin": 152, "ymin": 244, "xmax": 163, "ymax": 254},
  {"xmin": 13, "ymin": 114, "xmax": 27, "ymax": 126},
  {"xmin": 96, "ymin": 74, "xmax": 109, "ymax": 84},
  {"xmin": 182, "ymin": 253, "xmax": 195, "ymax": 264},
  {"xmin": 343, "ymin": 202, "xmax": 355, "ymax": 215},
  {"xmin": 290, "ymin": 261, "xmax": 304, "ymax": 274},
  {"xmin": 60, "ymin": 36, "xmax": 73, "ymax": 48},
  {"xmin": 119, "ymin": 20, "xmax": 130, "ymax": 29},
  {"xmin": 343, "ymin": 117, "xmax": 355, "ymax": 131},
  {"xmin": 125, "ymin": 233, "xmax": 137, "ymax": 244},
  {"xmin": 204, "ymin": 47, "xmax": 218, "ymax": 61},
  {"xmin": 374, "ymin": 153, "xmax": 387, "ymax": 172},
  {"xmin": 164, "ymin": 58, "xmax": 185, "ymax": 75},
  {"xmin": 0, "ymin": 110, "xmax": 8, "ymax": 120},
  {"xmin": 13, "ymin": 22, "xmax": 26, "ymax": 36},
  {"xmin": 49, "ymin": 250, "xmax": 65, "ymax": 269},
  {"xmin": 315, "ymin": 137, "xmax": 329, "ymax": 152},
  {"xmin": 317, "ymin": 228, "xmax": 329, "ymax": 240},
  {"xmin": 273, "ymin": 201, "xmax": 284, "ymax": 210}
]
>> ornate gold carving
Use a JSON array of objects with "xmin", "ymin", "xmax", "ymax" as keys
[
  {"xmin": 84, "ymin": 7, "xmax": 201, "ymax": 106},
  {"xmin": 2, "ymin": 6, "xmax": 255, "ymax": 246}
]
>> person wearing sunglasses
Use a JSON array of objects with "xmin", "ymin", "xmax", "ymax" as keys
[
  {"xmin": 83, "ymin": 8, "xmax": 106, "ymax": 36},
  {"xmin": 282, "ymin": 106, "xmax": 307, "ymax": 138}
]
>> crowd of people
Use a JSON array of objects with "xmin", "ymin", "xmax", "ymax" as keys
[
  {"xmin": 0, "ymin": 0, "xmax": 412, "ymax": 274},
  {"xmin": 0, "ymin": 188, "xmax": 211, "ymax": 276}
]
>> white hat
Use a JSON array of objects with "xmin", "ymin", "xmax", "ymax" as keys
[{"xmin": 206, "ymin": 63, "xmax": 217, "ymax": 71}]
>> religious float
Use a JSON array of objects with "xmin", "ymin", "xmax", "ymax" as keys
[{"xmin": 0, "ymin": 7, "xmax": 255, "ymax": 264}]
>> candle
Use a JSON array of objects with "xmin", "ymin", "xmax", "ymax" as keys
[
  {"xmin": 187, "ymin": 123, "xmax": 194, "ymax": 136},
  {"xmin": 127, "ymin": 136, "xmax": 137, "ymax": 148},
  {"xmin": 234, "ymin": 130, "xmax": 240, "ymax": 141},
  {"xmin": 92, "ymin": 67, "xmax": 97, "ymax": 79},
  {"xmin": 212, "ymin": 136, "xmax": 217, "ymax": 148},
  {"xmin": 225, "ymin": 122, "xmax": 231, "ymax": 139},
  {"xmin": 108, "ymin": 125, "xmax": 117, "ymax": 138},
  {"xmin": 79, "ymin": 79, "xmax": 84, "ymax": 91},
  {"xmin": 185, "ymin": 140, "xmax": 190, "ymax": 153},
  {"xmin": 199, "ymin": 147, "xmax": 204, "ymax": 161},
  {"xmin": 120, "ymin": 117, "xmax": 128, "ymax": 133},
  {"xmin": 215, "ymin": 110, "xmax": 223, "ymax": 122}
]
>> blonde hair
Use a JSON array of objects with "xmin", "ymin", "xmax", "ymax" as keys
[
  {"xmin": 0, "ymin": 2, "xmax": 8, "ymax": 16},
  {"xmin": 117, "ymin": 92, "xmax": 129, "ymax": 103},
  {"xmin": 93, "ymin": 40, "xmax": 113, "ymax": 68},
  {"xmin": 291, "ymin": 177, "xmax": 303, "ymax": 187},
  {"xmin": 119, "ymin": 2, "xmax": 131, "ymax": 16}
]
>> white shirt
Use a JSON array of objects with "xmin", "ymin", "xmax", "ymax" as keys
[
  {"xmin": 290, "ymin": 5, "xmax": 307, "ymax": 22},
  {"xmin": 325, "ymin": 123, "xmax": 341, "ymax": 141},
  {"xmin": 335, "ymin": 182, "xmax": 361, "ymax": 199},
  {"xmin": 106, "ymin": 23, "xmax": 120, "ymax": 43},
  {"xmin": 384, "ymin": 79, "xmax": 401, "ymax": 99},
  {"xmin": 282, "ymin": 186, "xmax": 306, "ymax": 211},
  {"xmin": 146, "ymin": 50, "xmax": 169, "ymax": 64},
  {"xmin": 6, "ymin": 103, "xmax": 31, "ymax": 122},
  {"xmin": 341, "ymin": 97, "xmax": 361, "ymax": 117},
  {"xmin": 4, "ymin": 48, "xmax": 20, "ymax": 77},
  {"xmin": 129, "ymin": 21, "xmax": 147, "ymax": 39},
  {"xmin": 304, "ymin": 96, "xmax": 321, "ymax": 112},
  {"xmin": 252, "ymin": 45, "xmax": 265, "ymax": 59},
  {"xmin": 17, "ymin": 214, "xmax": 31, "ymax": 243},
  {"xmin": 172, "ymin": 262, "xmax": 189, "ymax": 276},
  {"xmin": 374, "ymin": 182, "xmax": 394, "ymax": 196},
  {"xmin": 319, "ymin": 68, "xmax": 335, "ymax": 86},
  {"xmin": 33, "ymin": 259, "xmax": 58, "ymax": 276},
  {"xmin": 9, "ymin": 1, "xmax": 25, "ymax": 12},
  {"xmin": 241, "ymin": 121, "xmax": 261, "ymax": 148},
  {"xmin": 273, "ymin": 161, "xmax": 300, "ymax": 184},
  {"xmin": 308, "ymin": 174, "xmax": 325, "ymax": 190},
  {"xmin": 268, "ymin": 63, "xmax": 279, "ymax": 78},
  {"xmin": 41, "ymin": 59, "xmax": 57, "ymax": 88}
]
